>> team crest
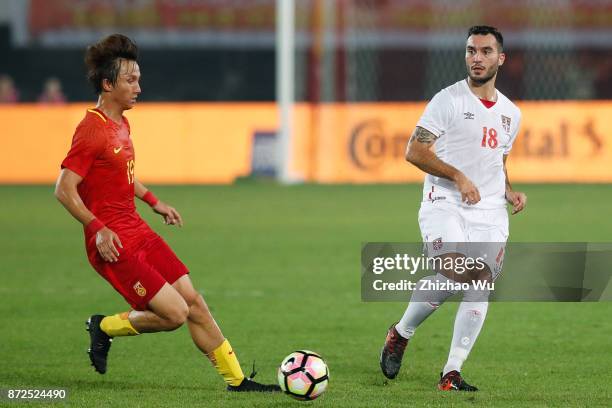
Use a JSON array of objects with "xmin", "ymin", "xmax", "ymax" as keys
[
  {"xmin": 133, "ymin": 281, "xmax": 147, "ymax": 297},
  {"xmin": 501, "ymin": 115, "xmax": 511, "ymax": 133},
  {"xmin": 433, "ymin": 237, "xmax": 443, "ymax": 251}
]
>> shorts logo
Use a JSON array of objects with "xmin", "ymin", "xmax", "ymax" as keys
[
  {"xmin": 133, "ymin": 281, "xmax": 147, "ymax": 297},
  {"xmin": 501, "ymin": 115, "xmax": 511, "ymax": 133},
  {"xmin": 433, "ymin": 238, "xmax": 443, "ymax": 251}
]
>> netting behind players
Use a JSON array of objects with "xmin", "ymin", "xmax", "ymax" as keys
[{"xmin": 294, "ymin": 0, "xmax": 612, "ymax": 102}]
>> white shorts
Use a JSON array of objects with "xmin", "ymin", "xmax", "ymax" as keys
[{"xmin": 418, "ymin": 200, "xmax": 509, "ymax": 280}]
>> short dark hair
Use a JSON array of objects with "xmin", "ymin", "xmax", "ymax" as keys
[
  {"xmin": 84, "ymin": 34, "xmax": 138, "ymax": 94},
  {"xmin": 467, "ymin": 25, "xmax": 504, "ymax": 51}
]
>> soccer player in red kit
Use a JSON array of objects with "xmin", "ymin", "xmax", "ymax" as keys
[{"xmin": 54, "ymin": 34, "xmax": 279, "ymax": 392}]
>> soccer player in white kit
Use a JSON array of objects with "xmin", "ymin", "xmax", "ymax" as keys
[{"xmin": 380, "ymin": 26, "xmax": 527, "ymax": 391}]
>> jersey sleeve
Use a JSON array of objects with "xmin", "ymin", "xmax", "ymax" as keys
[
  {"xmin": 503, "ymin": 110, "xmax": 522, "ymax": 154},
  {"xmin": 416, "ymin": 89, "xmax": 455, "ymax": 139},
  {"xmin": 61, "ymin": 123, "xmax": 107, "ymax": 178}
]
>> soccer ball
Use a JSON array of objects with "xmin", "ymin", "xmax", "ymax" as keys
[{"xmin": 277, "ymin": 350, "xmax": 329, "ymax": 401}]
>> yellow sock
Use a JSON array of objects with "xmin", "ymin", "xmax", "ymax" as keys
[
  {"xmin": 100, "ymin": 312, "xmax": 140, "ymax": 337},
  {"xmin": 210, "ymin": 339, "xmax": 245, "ymax": 386}
]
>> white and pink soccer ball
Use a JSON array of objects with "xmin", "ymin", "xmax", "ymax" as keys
[{"xmin": 277, "ymin": 350, "xmax": 329, "ymax": 401}]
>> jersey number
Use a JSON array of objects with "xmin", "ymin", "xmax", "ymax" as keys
[
  {"xmin": 481, "ymin": 127, "xmax": 498, "ymax": 149},
  {"xmin": 127, "ymin": 159, "xmax": 135, "ymax": 184}
]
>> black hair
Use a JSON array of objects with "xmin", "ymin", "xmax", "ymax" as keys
[
  {"xmin": 467, "ymin": 26, "xmax": 504, "ymax": 51},
  {"xmin": 84, "ymin": 34, "xmax": 138, "ymax": 94}
]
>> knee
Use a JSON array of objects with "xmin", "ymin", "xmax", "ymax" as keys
[
  {"xmin": 463, "ymin": 287, "xmax": 490, "ymax": 302},
  {"xmin": 185, "ymin": 294, "xmax": 216, "ymax": 325},
  {"xmin": 184, "ymin": 291, "xmax": 209, "ymax": 313},
  {"xmin": 182, "ymin": 290, "xmax": 200, "ymax": 308},
  {"xmin": 165, "ymin": 302, "xmax": 189, "ymax": 330}
]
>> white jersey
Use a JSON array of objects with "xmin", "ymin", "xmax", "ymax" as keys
[{"xmin": 416, "ymin": 79, "xmax": 521, "ymax": 209}]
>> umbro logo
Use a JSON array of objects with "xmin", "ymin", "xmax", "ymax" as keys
[{"xmin": 464, "ymin": 112, "xmax": 475, "ymax": 120}]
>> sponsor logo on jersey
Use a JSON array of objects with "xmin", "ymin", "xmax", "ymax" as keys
[
  {"xmin": 463, "ymin": 112, "xmax": 475, "ymax": 120},
  {"xmin": 501, "ymin": 115, "xmax": 511, "ymax": 133},
  {"xmin": 133, "ymin": 281, "xmax": 147, "ymax": 297},
  {"xmin": 433, "ymin": 238, "xmax": 443, "ymax": 250}
]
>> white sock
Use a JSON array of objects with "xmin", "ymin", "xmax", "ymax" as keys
[
  {"xmin": 395, "ymin": 274, "xmax": 456, "ymax": 339},
  {"xmin": 443, "ymin": 299, "xmax": 489, "ymax": 375}
]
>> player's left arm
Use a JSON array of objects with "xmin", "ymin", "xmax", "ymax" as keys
[
  {"xmin": 503, "ymin": 154, "xmax": 527, "ymax": 215},
  {"xmin": 134, "ymin": 179, "xmax": 183, "ymax": 226}
]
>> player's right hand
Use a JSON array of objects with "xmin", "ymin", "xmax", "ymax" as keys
[
  {"xmin": 455, "ymin": 173, "xmax": 481, "ymax": 205},
  {"xmin": 96, "ymin": 227, "xmax": 123, "ymax": 262}
]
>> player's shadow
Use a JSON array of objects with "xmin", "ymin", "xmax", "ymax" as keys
[
  {"xmin": 7, "ymin": 370, "xmax": 205, "ymax": 392},
  {"xmin": 70, "ymin": 378, "xmax": 205, "ymax": 391}
]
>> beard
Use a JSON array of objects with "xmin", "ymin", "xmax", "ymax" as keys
[{"xmin": 467, "ymin": 64, "xmax": 498, "ymax": 85}]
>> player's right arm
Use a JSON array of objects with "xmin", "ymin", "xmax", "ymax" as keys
[
  {"xmin": 54, "ymin": 168, "xmax": 123, "ymax": 263},
  {"xmin": 405, "ymin": 126, "xmax": 481, "ymax": 205}
]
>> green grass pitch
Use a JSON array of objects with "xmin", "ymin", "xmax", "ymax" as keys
[{"xmin": 1, "ymin": 184, "xmax": 610, "ymax": 407}]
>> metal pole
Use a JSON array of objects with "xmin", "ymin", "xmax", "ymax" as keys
[{"xmin": 276, "ymin": 0, "xmax": 296, "ymax": 183}]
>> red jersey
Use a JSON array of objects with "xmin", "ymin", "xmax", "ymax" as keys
[{"xmin": 61, "ymin": 108, "xmax": 156, "ymax": 254}]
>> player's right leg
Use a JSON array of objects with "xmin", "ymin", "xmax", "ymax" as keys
[
  {"xmin": 86, "ymin": 247, "xmax": 192, "ymax": 374},
  {"xmin": 86, "ymin": 314, "xmax": 112, "ymax": 374},
  {"xmin": 381, "ymin": 201, "xmax": 464, "ymax": 379},
  {"xmin": 128, "ymin": 282, "xmax": 189, "ymax": 332},
  {"xmin": 97, "ymin": 282, "xmax": 190, "ymax": 336},
  {"xmin": 380, "ymin": 273, "xmax": 458, "ymax": 379},
  {"xmin": 86, "ymin": 283, "xmax": 188, "ymax": 374}
]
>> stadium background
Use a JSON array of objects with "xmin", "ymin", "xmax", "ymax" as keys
[{"xmin": 1, "ymin": 1, "xmax": 611, "ymax": 407}]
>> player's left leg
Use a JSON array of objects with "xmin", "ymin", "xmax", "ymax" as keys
[
  {"xmin": 438, "ymin": 285, "xmax": 488, "ymax": 391},
  {"xmin": 438, "ymin": 207, "xmax": 508, "ymax": 391},
  {"xmin": 171, "ymin": 275, "xmax": 224, "ymax": 351},
  {"xmin": 172, "ymin": 275, "xmax": 280, "ymax": 392},
  {"xmin": 86, "ymin": 250, "xmax": 174, "ymax": 374}
]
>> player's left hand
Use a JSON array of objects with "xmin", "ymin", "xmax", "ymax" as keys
[
  {"xmin": 152, "ymin": 201, "xmax": 183, "ymax": 226},
  {"xmin": 506, "ymin": 191, "xmax": 527, "ymax": 215}
]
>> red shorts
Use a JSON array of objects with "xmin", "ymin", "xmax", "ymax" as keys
[{"xmin": 87, "ymin": 235, "xmax": 189, "ymax": 310}]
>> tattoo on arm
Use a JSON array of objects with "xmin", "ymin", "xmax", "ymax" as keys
[
  {"xmin": 405, "ymin": 126, "xmax": 459, "ymax": 180},
  {"xmin": 411, "ymin": 126, "xmax": 438, "ymax": 144}
]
